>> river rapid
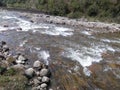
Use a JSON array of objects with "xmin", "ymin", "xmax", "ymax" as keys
[{"xmin": 0, "ymin": 10, "xmax": 120, "ymax": 90}]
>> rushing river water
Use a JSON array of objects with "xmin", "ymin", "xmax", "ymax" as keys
[{"xmin": 0, "ymin": 10, "xmax": 120, "ymax": 90}]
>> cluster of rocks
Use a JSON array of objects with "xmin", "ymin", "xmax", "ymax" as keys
[
  {"xmin": 27, "ymin": 13, "xmax": 120, "ymax": 33},
  {"xmin": 0, "ymin": 41, "xmax": 51, "ymax": 90},
  {"xmin": 25, "ymin": 60, "xmax": 51, "ymax": 90}
]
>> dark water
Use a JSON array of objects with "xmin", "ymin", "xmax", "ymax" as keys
[{"xmin": 0, "ymin": 10, "xmax": 120, "ymax": 90}]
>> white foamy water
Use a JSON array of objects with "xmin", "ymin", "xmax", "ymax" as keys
[
  {"xmin": 62, "ymin": 44, "xmax": 115, "ymax": 67},
  {"xmin": 81, "ymin": 31, "xmax": 92, "ymax": 36},
  {"xmin": 83, "ymin": 67, "xmax": 92, "ymax": 76},
  {"xmin": 19, "ymin": 40, "xmax": 28, "ymax": 47},
  {"xmin": 0, "ymin": 13, "xmax": 74, "ymax": 36},
  {"xmin": 40, "ymin": 27, "xmax": 73, "ymax": 36},
  {"xmin": 62, "ymin": 47, "xmax": 104, "ymax": 67},
  {"xmin": 101, "ymin": 39, "xmax": 120, "ymax": 44},
  {"xmin": 37, "ymin": 51, "xmax": 50, "ymax": 65}
]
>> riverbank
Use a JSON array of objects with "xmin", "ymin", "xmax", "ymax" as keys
[{"xmin": 1, "ymin": 8, "xmax": 119, "ymax": 34}]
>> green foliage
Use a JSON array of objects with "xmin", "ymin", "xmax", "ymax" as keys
[
  {"xmin": 0, "ymin": 0, "xmax": 120, "ymax": 23},
  {"xmin": 87, "ymin": 3, "xmax": 99, "ymax": 17},
  {"xmin": 4, "ymin": 68, "xmax": 16, "ymax": 76}
]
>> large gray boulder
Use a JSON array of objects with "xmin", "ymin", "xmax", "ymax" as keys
[
  {"xmin": 40, "ymin": 68, "xmax": 49, "ymax": 76},
  {"xmin": 33, "ymin": 60, "xmax": 42, "ymax": 68},
  {"xmin": 25, "ymin": 68, "xmax": 34, "ymax": 78},
  {"xmin": 42, "ymin": 76, "xmax": 50, "ymax": 83}
]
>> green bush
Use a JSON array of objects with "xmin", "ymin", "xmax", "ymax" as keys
[{"xmin": 87, "ymin": 3, "xmax": 99, "ymax": 17}]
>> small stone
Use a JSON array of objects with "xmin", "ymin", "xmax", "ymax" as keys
[
  {"xmin": 18, "ymin": 55, "xmax": 26, "ymax": 61},
  {"xmin": 40, "ymin": 68, "xmax": 49, "ymax": 76},
  {"xmin": 36, "ymin": 86, "xmax": 41, "ymax": 90},
  {"xmin": 3, "ymin": 25, "xmax": 8, "ymax": 27},
  {"xmin": 40, "ymin": 83, "xmax": 47, "ymax": 88},
  {"xmin": 24, "ymin": 68, "xmax": 34, "ymax": 78},
  {"xmin": 33, "ymin": 60, "xmax": 42, "ymax": 68},
  {"xmin": 32, "ymin": 87, "xmax": 37, "ymax": 90},
  {"xmin": 49, "ymin": 88, "xmax": 53, "ymax": 90},
  {"xmin": 35, "ymin": 71, "xmax": 40, "ymax": 76},
  {"xmin": 33, "ymin": 78, "xmax": 40, "ymax": 86},
  {"xmin": 42, "ymin": 76, "xmax": 50, "ymax": 83},
  {"xmin": 38, "ymin": 77, "xmax": 42, "ymax": 81}
]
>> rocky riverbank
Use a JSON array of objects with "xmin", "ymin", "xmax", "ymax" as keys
[
  {"xmin": 14, "ymin": 10, "xmax": 120, "ymax": 33},
  {"xmin": 0, "ymin": 41, "xmax": 52, "ymax": 90},
  {"xmin": 0, "ymin": 9, "xmax": 120, "ymax": 33}
]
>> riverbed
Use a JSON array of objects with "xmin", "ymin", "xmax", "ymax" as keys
[{"xmin": 0, "ymin": 10, "xmax": 120, "ymax": 90}]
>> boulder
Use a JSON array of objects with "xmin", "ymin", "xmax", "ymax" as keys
[
  {"xmin": 24, "ymin": 68, "xmax": 34, "ymax": 78},
  {"xmin": 40, "ymin": 83, "xmax": 47, "ymax": 88},
  {"xmin": 18, "ymin": 55, "xmax": 27, "ymax": 61},
  {"xmin": 33, "ymin": 60, "xmax": 42, "ymax": 68},
  {"xmin": 42, "ymin": 76, "xmax": 50, "ymax": 83},
  {"xmin": 40, "ymin": 68, "xmax": 49, "ymax": 76},
  {"xmin": 12, "ymin": 64, "xmax": 25, "ymax": 69}
]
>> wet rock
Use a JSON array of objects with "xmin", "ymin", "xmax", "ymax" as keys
[
  {"xmin": 40, "ymin": 68, "xmax": 49, "ymax": 76},
  {"xmin": 17, "ymin": 28, "xmax": 22, "ymax": 31},
  {"xmin": 40, "ymin": 83, "xmax": 47, "ymax": 88},
  {"xmin": 33, "ymin": 60, "xmax": 42, "ymax": 68},
  {"xmin": 3, "ymin": 25, "xmax": 8, "ymax": 27},
  {"xmin": 42, "ymin": 76, "xmax": 50, "ymax": 83},
  {"xmin": 24, "ymin": 68, "xmax": 34, "ymax": 78},
  {"xmin": 30, "ymin": 20, "xmax": 34, "ymax": 23}
]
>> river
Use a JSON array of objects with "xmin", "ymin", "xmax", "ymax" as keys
[{"xmin": 0, "ymin": 10, "xmax": 120, "ymax": 90}]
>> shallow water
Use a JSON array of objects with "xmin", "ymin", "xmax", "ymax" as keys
[{"xmin": 0, "ymin": 10, "xmax": 120, "ymax": 90}]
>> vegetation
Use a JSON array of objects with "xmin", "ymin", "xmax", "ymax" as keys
[
  {"xmin": 0, "ymin": 67, "xmax": 28, "ymax": 90},
  {"xmin": 0, "ymin": 0, "xmax": 120, "ymax": 23}
]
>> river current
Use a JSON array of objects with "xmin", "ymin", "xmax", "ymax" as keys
[{"xmin": 0, "ymin": 10, "xmax": 120, "ymax": 90}]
